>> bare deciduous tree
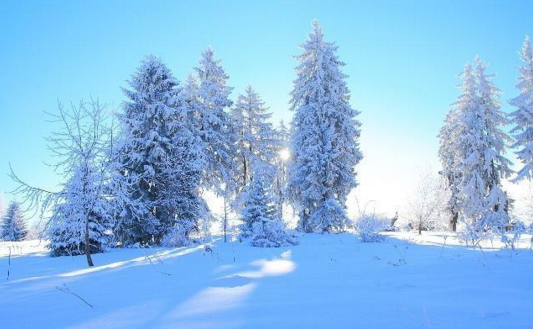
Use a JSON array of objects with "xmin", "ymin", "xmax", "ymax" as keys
[
  {"xmin": 403, "ymin": 169, "xmax": 450, "ymax": 235},
  {"xmin": 10, "ymin": 98, "xmax": 115, "ymax": 267}
]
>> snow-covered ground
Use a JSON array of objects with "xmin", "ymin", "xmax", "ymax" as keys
[{"xmin": 1, "ymin": 232, "xmax": 532, "ymax": 329}]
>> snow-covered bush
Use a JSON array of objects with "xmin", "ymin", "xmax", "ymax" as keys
[
  {"xmin": 501, "ymin": 221, "xmax": 525, "ymax": 250},
  {"xmin": 161, "ymin": 225, "xmax": 191, "ymax": 248},
  {"xmin": 457, "ymin": 216, "xmax": 525, "ymax": 250},
  {"xmin": 354, "ymin": 213, "xmax": 389, "ymax": 243},
  {"xmin": 251, "ymin": 218, "xmax": 298, "ymax": 248}
]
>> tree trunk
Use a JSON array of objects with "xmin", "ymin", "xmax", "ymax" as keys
[
  {"xmin": 418, "ymin": 222, "xmax": 422, "ymax": 235},
  {"xmin": 243, "ymin": 155, "xmax": 247, "ymax": 187},
  {"xmin": 85, "ymin": 219, "xmax": 94, "ymax": 267},
  {"xmin": 451, "ymin": 212, "xmax": 458, "ymax": 232},
  {"xmin": 223, "ymin": 197, "xmax": 228, "ymax": 243}
]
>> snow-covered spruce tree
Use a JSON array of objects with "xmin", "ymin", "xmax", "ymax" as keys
[
  {"xmin": 288, "ymin": 20, "xmax": 362, "ymax": 233},
  {"xmin": 11, "ymin": 99, "xmax": 115, "ymax": 266},
  {"xmin": 0, "ymin": 192, "xmax": 6, "ymax": 220},
  {"xmin": 48, "ymin": 163, "xmax": 112, "ymax": 258},
  {"xmin": 240, "ymin": 165, "xmax": 297, "ymax": 247},
  {"xmin": 114, "ymin": 55, "xmax": 184, "ymax": 246},
  {"xmin": 510, "ymin": 36, "xmax": 533, "ymax": 181},
  {"xmin": 0, "ymin": 192, "xmax": 6, "ymax": 237},
  {"xmin": 189, "ymin": 48, "xmax": 236, "ymax": 196},
  {"xmin": 231, "ymin": 86, "xmax": 279, "ymax": 209},
  {"xmin": 1, "ymin": 201, "xmax": 27, "ymax": 241},
  {"xmin": 453, "ymin": 58, "xmax": 513, "ymax": 243},
  {"xmin": 438, "ymin": 108, "xmax": 462, "ymax": 231},
  {"xmin": 160, "ymin": 108, "xmax": 207, "ymax": 247}
]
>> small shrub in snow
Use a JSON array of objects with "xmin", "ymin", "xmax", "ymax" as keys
[
  {"xmin": 355, "ymin": 213, "xmax": 389, "ymax": 243},
  {"xmin": 161, "ymin": 225, "xmax": 192, "ymax": 247},
  {"xmin": 501, "ymin": 220, "xmax": 526, "ymax": 250},
  {"xmin": 251, "ymin": 219, "xmax": 298, "ymax": 248}
]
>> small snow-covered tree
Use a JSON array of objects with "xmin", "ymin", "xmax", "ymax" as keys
[
  {"xmin": 114, "ymin": 55, "xmax": 183, "ymax": 245},
  {"xmin": 0, "ymin": 192, "xmax": 6, "ymax": 238},
  {"xmin": 453, "ymin": 58, "xmax": 513, "ymax": 242},
  {"xmin": 0, "ymin": 192, "xmax": 6, "ymax": 220},
  {"xmin": 11, "ymin": 99, "xmax": 115, "ymax": 266},
  {"xmin": 26, "ymin": 220, "xmax": 45, "ymax": 240},
  {"xmin": 288, "ymin": 20, "xmax": 362, "ymax": 233},
  {"xmin": 189, "ymin": 48, "xmax": 236, "ymax": 196},
  {"xmin": 404, "ymin": 170, "xmax": 449, "ymax": 234},
  {"xmin": 240, "ymin": 166, "xmax": 297, "ymax": 247},
  {"xmin": 510, "ymin": 35, "xmax": 533, "ymax": 181},
  {"xmin": 48, "ymin": 163, "xmax": 113, "ymax": 258},
  {"xmin": 1, "ymin": 201, "xmax": 27, "ymax": 241}
]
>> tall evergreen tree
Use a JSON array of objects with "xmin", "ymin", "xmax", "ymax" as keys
[
  {"xmin": 232, "ymin": 86, "xmax": 278, "ymax": 192},
  {"xmin": 160, "ymin": 99, "xmax": 207, "ymax": 246},
  {"xmin": 114, "ymin": 55, "xmax": 183, "ymax": 245},
  {"xmin": 439, "ymin": 77, "xmax": 467, "ymax": 232},
  {"xmin": 1, "ymin": 201, "xmax": 27, "ymax": 241},
  {"xmin": 452, "ymin": 58, "xmax": 512, "ymax": 238},
  {"xmin": 510, "ymin": 36, "xmax": 533, "ymax": 181},
  {"xmin": 190, "ymin": 48, "xmax": 236, "ymax": 195},
  {"xmin": 288, "ymin": 21, "xmax": 362, "ymax": 233}
]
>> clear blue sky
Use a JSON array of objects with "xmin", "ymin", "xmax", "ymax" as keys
[{"xmin": 1, "ymin": 0, "xmax": 532, "ymax": 216}]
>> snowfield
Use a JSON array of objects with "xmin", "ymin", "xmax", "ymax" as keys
[{"xmin": 1, "ymin": 232, "xmax": 532, "ymax": 329}]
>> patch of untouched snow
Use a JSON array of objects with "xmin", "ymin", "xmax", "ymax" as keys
[{"xmin": 0, "ymin": 233, "xmax": 532, "ymax": 329}]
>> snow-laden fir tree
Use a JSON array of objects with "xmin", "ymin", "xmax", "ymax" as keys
[
  {"xmin": 188, "ymin": 48, "xmax": 236, "ymax": 196},
  {"xmin": 288, "ymin": 20, "xmax": 362, "ymax": 233},
  {"xmin": 114, "ymin": 55, "xmax": 184, "ymax": 245},
  {"xmin": 0, "ymin": 192, "xmax": 6, "ymax": 237},
  {"xmin": 510, "ymin": 36, "xmax": 533, "ymax": 181},
  {"xmin": 0, "ymin": 192, "xmax": 6, "ymax": 220},
  {"xmin": 240, "ymin": 165, "xmax": 297, "ymax": 247},
  {"xmin": 231, "ymin": 86, "xmax": 279, "ymax": 206},
  {"xmin": 453, "ymin": 58, "xmax": 513, "ymax": 241},
  {"xmin": 160, "ymin": 103, "xmax": 207, "ymax": 247},
  {"xmin": 1, "ymin": 201, "xmax": 27, "ymax": 241},
  {"xmin": 439, "ymin": 95, "xmax": 462, "ymax": 232},
  {"xmin": 48, "ymin": 162, "xmax": 112, "ymax": 258}
]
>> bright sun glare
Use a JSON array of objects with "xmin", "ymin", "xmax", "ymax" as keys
[{"xmin": 279, "ymin": 148, "xmax": 290, "ymax": 161}]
